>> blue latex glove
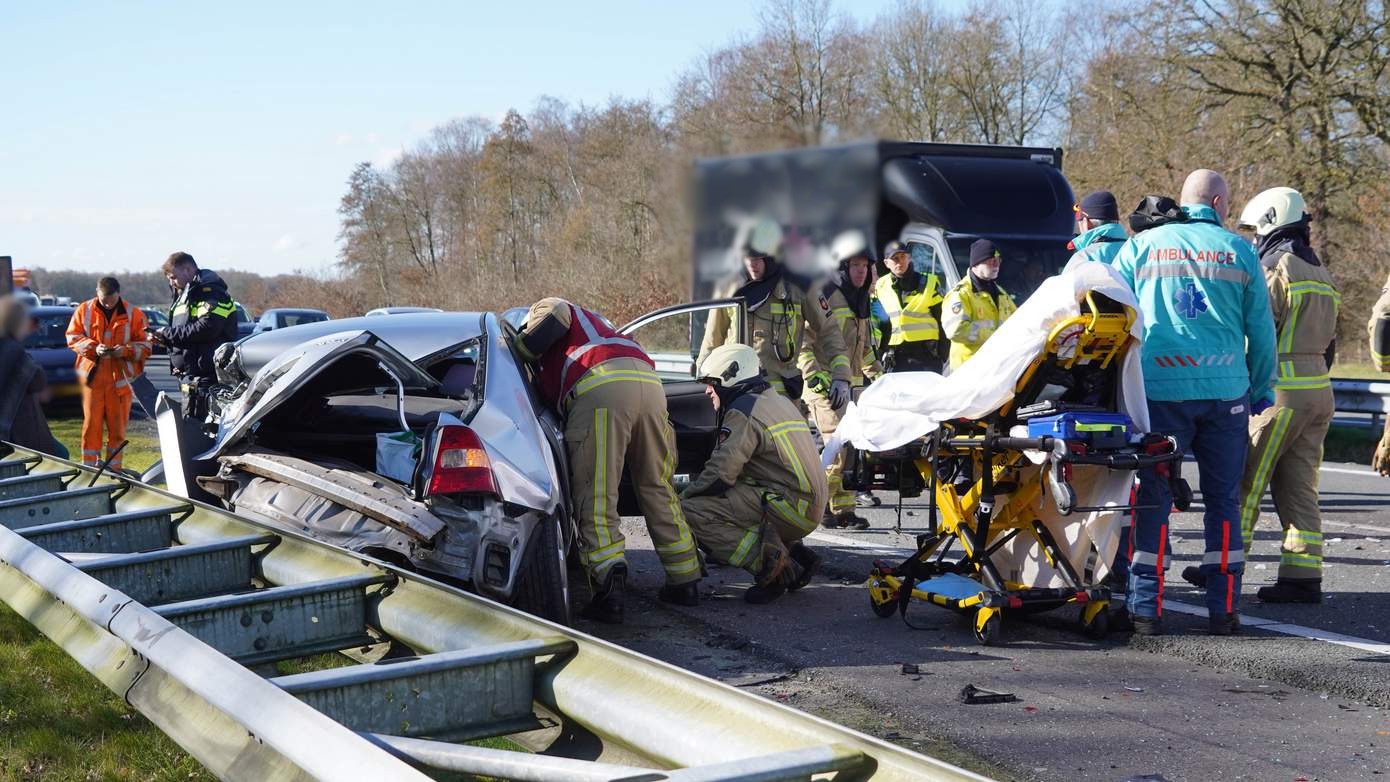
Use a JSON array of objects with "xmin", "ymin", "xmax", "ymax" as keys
[{"xmin": 1251, "ymin": 398, "xmax": 1273, "ymax": 416}]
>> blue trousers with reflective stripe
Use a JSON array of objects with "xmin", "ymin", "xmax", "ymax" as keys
[{"xmin": 1128, "ymin": 397, "xmax": 1249, "ymax": 618}]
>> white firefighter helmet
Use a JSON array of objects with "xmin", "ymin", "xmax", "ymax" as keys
[
  {"xmin": 744, "ymin": 217, "xmax": 785, "ymax": 259},
  {"xmin": 830, "ymin": 229, "xmax": 872, "ymax": 264},
  {"xmin": 698, "ymin": 343, "xmax": 762, "ymax": 388},
  {"xmin": 1238, "ymin": 187, "xmax": 1307, "ymax": 236}
]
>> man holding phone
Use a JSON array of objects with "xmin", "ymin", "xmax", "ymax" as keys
[{"xmin": 66, "ymin": 277, "xmax": 150, "ymax": 470}]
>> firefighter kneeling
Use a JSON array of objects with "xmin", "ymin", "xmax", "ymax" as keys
[{"xmin": 681, "ymin": 345, "xmax": 827, "ymax": 604}]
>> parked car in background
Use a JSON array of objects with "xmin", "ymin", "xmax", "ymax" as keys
[
  {"xmin": 141, "ymin": 307, "xmax": 170, "ymax": 354},
  {"xmin": 233, "ymin": 303, "xmax": 255, "ymax": 339},
  {"xmin": 252, "ymin": 308, "xmax": 331, "ymax": 334},
  {"xmin": 23, "ymin": 305, "xmax": 80, "ymax": 405},
  {"xmin": 364, "ymin": 306, "xmax": 443, "ymax": 317}
]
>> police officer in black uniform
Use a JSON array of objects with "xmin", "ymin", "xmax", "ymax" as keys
[{"xmin": 151, "ymin": 251, "xmax": 238, "ymax": 420}]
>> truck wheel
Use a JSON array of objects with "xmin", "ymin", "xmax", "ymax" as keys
[{"xmin": 513, "ymin": 515, "xmax": 571, "ymax": 626}]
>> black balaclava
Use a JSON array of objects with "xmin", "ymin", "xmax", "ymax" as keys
[
  {"xmin": 1256, "ymin": 217, "xmax": 1319, "ymax": 267},
  {"xmin": 835, "ymin": 258, "xmax": 873, "ymax": 319}
]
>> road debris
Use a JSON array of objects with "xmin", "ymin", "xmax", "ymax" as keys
[{"xmin": 959, "ymin": 684, "xmax": 1019, "ymax": 705}]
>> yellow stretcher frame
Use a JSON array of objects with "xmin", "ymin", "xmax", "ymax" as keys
[{"xmin": 863, "ymin": 293, "xmax": 1183, "ymax": 645}]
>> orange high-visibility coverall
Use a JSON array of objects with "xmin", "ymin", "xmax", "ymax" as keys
[{"xmin": 66, "ymin": 299, "xmax": 149, "ymax": 470}]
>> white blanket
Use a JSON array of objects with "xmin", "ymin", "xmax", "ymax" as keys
[{"xmin": 825, "ymin": 262, "xmax": 1150, "ymax": 586}]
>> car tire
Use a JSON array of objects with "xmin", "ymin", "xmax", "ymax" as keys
[{"xmin": 513, "ymin": 514, "xmax": 571, "ymax": 626}]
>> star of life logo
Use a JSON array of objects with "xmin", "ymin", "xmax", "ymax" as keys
[{"xmin": 1174, "ymin": 282, "xmax": 1207, "ymax": 319}]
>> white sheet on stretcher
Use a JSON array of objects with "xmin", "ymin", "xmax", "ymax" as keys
[{"xmin": 824, "ymin": 262, "xmax": 1150, "ymax": 587}]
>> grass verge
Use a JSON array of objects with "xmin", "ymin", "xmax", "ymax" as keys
[{"xmin": 0, "ymin": 603, "xmax": 213, "ymax": 782}]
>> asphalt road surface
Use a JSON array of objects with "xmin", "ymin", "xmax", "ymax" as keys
[{"xmin": 595, "ymin": 458, "xmax": 1390, "ymax": 782}]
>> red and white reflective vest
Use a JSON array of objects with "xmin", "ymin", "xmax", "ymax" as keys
[{"xmin": 536, "ymin": 303, "xmax": 652, "ymax": 407}]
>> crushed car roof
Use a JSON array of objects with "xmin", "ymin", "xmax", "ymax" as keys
[{"xmin": 234, "ymin": 312, "xmax": 488, "ymax": 377}]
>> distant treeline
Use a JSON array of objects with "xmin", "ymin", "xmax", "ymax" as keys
[{"xmin": 27, "ymin": 268, "xmax": 349, "ymax": 318}]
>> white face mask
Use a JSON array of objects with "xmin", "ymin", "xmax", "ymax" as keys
[{"xmin": 973, "ymin": 264, "xmax": 1000, "ymax": 281}]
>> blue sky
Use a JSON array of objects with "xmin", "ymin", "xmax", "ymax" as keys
[{"xmin": 1, "ymin": 1, "xmax": 915, "ymax": 278}]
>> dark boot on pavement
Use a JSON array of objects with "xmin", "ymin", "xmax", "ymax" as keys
[
  {"xmin": 657, "ymin": 579, "xmax": 700, "ymax": 607},
  {"xmin": 746, "ymin": 532, "xmax": 802, "ymax": 605},
  {"xmin": 832, "ymin": 510, "xmax": 870, "ymax": 530},
  {"xmin": 1181, "ymin": 565, "xmax": 1207, "ymax": 589},
  {"xmin": 787, "ymin": 541, "xmax": 821, "ymax": 591},
  {"xmin": 1208, "ymin": 612, "xmax": 1241, "ymax": 636},
  {"xmin": 581, "ymin": 563, "xmax": 627, "ymax": 624},
  {"xmin": 1131, "ymin": 614, "xmax": 1163, "ymax": 636},
  {"xmin": 1258, "ymin": 578, "xmax": 1321, "ymax": 604},
  {"xmin": 821, "ymin": 509, "xmax": 844, "ymax": 529}
]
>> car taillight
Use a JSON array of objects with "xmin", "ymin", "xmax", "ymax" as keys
[{"xmin": 428, "ymin": 425, "xmax": 498, "ymax": 496}]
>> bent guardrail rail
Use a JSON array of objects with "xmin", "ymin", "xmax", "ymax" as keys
[{"xmin": 0, "ymin": 444, "xmax": 992, "ymax": 782}]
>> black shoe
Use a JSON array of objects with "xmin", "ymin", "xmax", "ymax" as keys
[
  {"xmin": 1257, "ymin": 579, "xmax": 1322, "ymax": 604},
  {"xmin": 1131, "ymin": 614, "xmax": 1163, "ymax": 636},
  {"xmin": 658, "ymin": 580, "xmax": 700, "ymax": 607},
  {"xmin": 787, "ymin": 542, "xmax": 821, "ymax": 591},
  {"xmin": 581, "ymin": 564, "xmax": 626, "ymax": 624},
  {"xmin": 855, "ymin": 491, "xmax": 881, "ymax": 508},
  {"xmin": 833, "ymin": 510, "xmax": 870, "ymax": 530},
  {"xmin": 821, "ymin": 509, "xmax": 844, "ymax": 529},
  {"xmin": 745, "ymin": 538, "xmax": 801, "ymax": 605},
  {"xmin": 1209, "ymin": 612, "xmax": 1240, "ymax": 636},
  {"xmin": 1181, "ymin": 565, "xmax": 1207, "ymax": 589}
]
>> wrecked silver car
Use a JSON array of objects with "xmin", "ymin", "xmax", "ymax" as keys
[{"xmin": 193, "ymin": 313, "xmax": 573, "ymax": 623}]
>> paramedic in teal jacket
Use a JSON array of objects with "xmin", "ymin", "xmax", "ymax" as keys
[
  {"xmin": 1112, "ymin": 169, "xmax": 1277, "ymax": 637},
  {"xmin": 1063, "ymin": 190, "xmax": 1128, "ymax": 271}
]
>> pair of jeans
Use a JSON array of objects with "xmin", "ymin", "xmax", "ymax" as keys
[{"xmin": 1127, "ymin": 396, "xmax": 1250, "ymax": 618}]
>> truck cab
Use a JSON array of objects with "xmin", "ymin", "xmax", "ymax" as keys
[{"xmin": 690, "ymin": 141, "xmax": 1078, "ymax": 302}]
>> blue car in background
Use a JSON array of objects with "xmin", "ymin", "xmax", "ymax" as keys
[{"xmin": 24, "ymin": 305, "xmax": 81, "ymax": 406}]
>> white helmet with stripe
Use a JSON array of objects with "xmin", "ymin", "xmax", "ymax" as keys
[
  {"xmin": 1238, "ymin": 187, "xmax": 1306, "ymax": 236},
  {"xmin": 697, "ymin": 343, "xmax": 762, "ymax": 389}
]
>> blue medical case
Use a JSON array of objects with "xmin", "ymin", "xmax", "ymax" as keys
[{"xmin": 1026, "ymin": 411, "xmax": 1133, "ymax": 450}]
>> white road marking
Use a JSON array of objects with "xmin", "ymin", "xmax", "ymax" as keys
[
  {"xmin": 1319, "ymin": 465, "xmax": 1380, "ymax": 477},
  {"xmin": 810, "ymin": 529, "xmax": 1390, "ymax": 657},
  {"xmin": 1164, "ymin": 600, "xmax": 1390, "ymax": 656}
]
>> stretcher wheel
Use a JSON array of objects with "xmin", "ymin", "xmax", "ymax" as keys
[
  {"xmin": 1081, "ymin": 605, "xmax": 1110, "ymax": 639},
  {"xmin": 870, "ymin": 593, "xmax": 897, "ymax": 618},
  {"xmin": 973, "ymin": 608, "xmax": 1002, "ymax": 646}
]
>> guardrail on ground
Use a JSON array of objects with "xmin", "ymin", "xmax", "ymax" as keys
[
  {"xmin": 1333, "ymin": 377, "xmax": 1390, "ymax": 429},
  {"xmin": 0, "ymin": 443, "xmax": 990, "ymax": 782}
]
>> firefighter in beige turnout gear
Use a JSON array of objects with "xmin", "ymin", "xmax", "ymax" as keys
[
  {"xmin": 941, "ymin": 239, "xmax": 1017, "ymax": 369},
  {"xmin": 1370, "ymin": 273, "xmax": 1390, "ymax": 475},
  {"xmin": 516, "ymin": 298, "xmax": 700, "ymax": 623},
  {"xmin": 1234, "ymin": 188, "xmax": 1339, "ymax": 603},
  {"xmin": 681, "ymin": 344, "xmax": 828, "ymax": 604},
  {"xmin": 697, "ymin": 219, "xmax": 851, "ymax": 406},
  {"xmin": 800, "ymin": 231, "xmax": 882, "ymax": 529}
]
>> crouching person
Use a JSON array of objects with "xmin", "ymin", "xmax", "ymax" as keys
[{"xmin": 681, "ymin": 344, "xmax": 827, "ymax": 604}]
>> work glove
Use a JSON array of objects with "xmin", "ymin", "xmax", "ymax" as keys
[
  {"xmin": 1251, "ymin": 398, "xmax": 1273, "ymax": 416},
  {"xmin": 828, "ymin": 379, "xmax": 851, "ymax": 410},
  {"xmin": 1374, "ymin": 434, "xmax": 1390, "ymax": 477}
]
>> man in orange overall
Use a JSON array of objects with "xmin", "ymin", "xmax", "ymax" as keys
[{"xmin": 66, "ymin": 277, "xmax": 150, "ymax": 471}]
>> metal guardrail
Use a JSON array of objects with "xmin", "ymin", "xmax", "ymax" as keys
[
  {"xmin": 1333, "ymin": 377, "xmax": 1390, "ymax": 429},
  {"xmin": 0, "ymin": 444, "xmax": 991, "ymax": 782}
]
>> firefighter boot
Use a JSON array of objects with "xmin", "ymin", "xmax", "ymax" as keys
[
  {"xmin": 787, "ymin": 542, "xmax": 821, "ymax": 591},
  {"xmin": 658, "ymin": 580, "xmax": 701, "ymax": 607},
  {"xmin": 746, "ymin": 531, "xmax": 803, "ymax": 605},
  {"xmin": 581, "ymin": 563, "xmax": 627, "ymax": 624},
  {"xmin": 1257, "ymin": 579, "xmax": 1322, "ymax": 604},
  {"xmin": 1208, "ymin": 612, "xmax": 1241, "ymax": 636},
  {"xmin": 833, "ymin": 510, "xmax": 870, "ymax": 530}
]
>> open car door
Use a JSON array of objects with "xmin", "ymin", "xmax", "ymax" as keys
[{"xmin": 615, "ymin": 299, "xmax": 748, "ymax": 514}]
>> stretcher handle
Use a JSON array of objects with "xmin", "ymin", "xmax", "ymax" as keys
[{"xmin": 991, "ymin": 435, "xmax": 1055, "ymax": 452}]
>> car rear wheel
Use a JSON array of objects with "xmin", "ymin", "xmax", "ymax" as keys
[{"xmin": 513, "ymin": 513, "xmax": 571, "ymax": 626}]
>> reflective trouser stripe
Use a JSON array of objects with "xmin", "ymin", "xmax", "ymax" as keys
[
  {"xmin": 1239, "ymin": 407, "xmax": 1293, "ymax": 546},
  {"xmin": 1202, "ymin": 548, "xmax": 1245, "ymax": 567},
  {"xmin": 729, "ymin": 527, "xmax": 762, "ymax": 569},
  {"xmin": 1280, "ymin": 552, "xmax": 1321, "ymax": 568},
  {"xmin": 1285, "ymin": 529, "xmax": 1322, "ymax": 546},
  {"xmin": 593, "ymin": 407, "xmax": 611, "ymax": 548},
  {"xmin": 766, "ymin": 494, "xmax": 816, "ymax": 534},
  {"xmin": 1131, "ymin": 551, "xmax": 1160, "ymax": 567}
]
